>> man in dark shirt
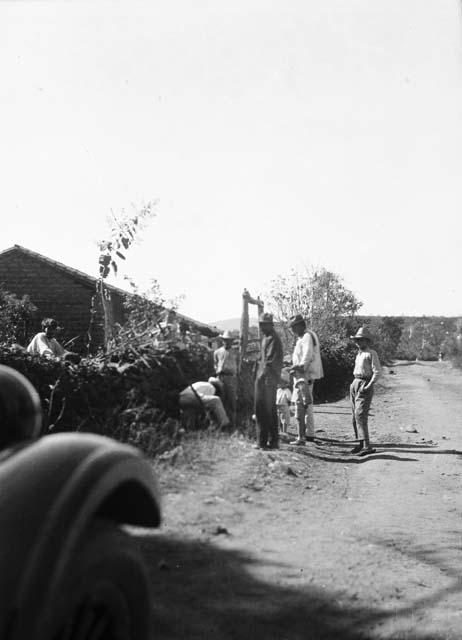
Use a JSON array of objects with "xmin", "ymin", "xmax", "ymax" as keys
[{"xmin": 254, "ymin": 312, "xmax": 283, "ymax": 450}]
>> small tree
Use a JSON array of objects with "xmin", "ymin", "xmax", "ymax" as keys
[
  {"xmin": 265, "ymin": 267, "xmax": 362, "ymax": 400},
  {"xmin": 266, "ymin": 267, "xmax": 362, "ymax": 352},
  {"xmin": 96, "ymin": 201, "xmax": 157, "ymax": 348},
  {"xmin": 0, "ymin": 287, "xmax": 37, "ymax": 346}
]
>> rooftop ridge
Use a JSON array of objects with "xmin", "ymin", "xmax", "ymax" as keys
[{"xmin": 0, "ymin": 244, "xmax": 218, "ymax": 335}]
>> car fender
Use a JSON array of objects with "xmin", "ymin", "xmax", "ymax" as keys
[{"xmin": 0, "ymin": 432, "xmax": 161, "ymax": 638}]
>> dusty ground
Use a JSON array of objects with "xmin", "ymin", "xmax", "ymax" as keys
[{"xmin": 136, "ymin": 360, "xmax": 462, "ymax": 639}]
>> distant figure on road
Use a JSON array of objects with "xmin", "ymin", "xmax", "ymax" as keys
[
  {"xmin": 288, "ymin": 314, "xmax": 324, "ymax": 445},
  {"xmin": 27, "ymin": 318, "xmax": 67, "ymax": 359},
  {"xmin": 350, "ymin": 327, "xmax": 381, "ymax": 456},
  {"xmin": 213, "ymin": 330, "xmax": 239, "ymax": 427},
  {"xmin": 179, "ymin": 377, "xmax": 231, "ymax": 430},
  {"xmin": 254, "ymin": 313, "xmax": 283, "ymax": 450}
]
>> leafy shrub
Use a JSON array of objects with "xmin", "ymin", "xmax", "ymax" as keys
[
  {"xmin": 394, "ymin": 317, "xmax": 457, "ymax": 361},
  {"xmin": 0, "ymin": 287, "xmax": 37, "ymax": 346},
  {"xmin": 0, "ymin": 341, "xmax": 213, "ymax": 455},
  {"xmin": 315, "ymin": 337, "xmax": 357, "ymax": 402}
]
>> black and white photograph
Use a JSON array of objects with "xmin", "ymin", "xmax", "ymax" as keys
[{"xmin": 0, "ymin": 1, "xmax": 461, "ymax": 638}]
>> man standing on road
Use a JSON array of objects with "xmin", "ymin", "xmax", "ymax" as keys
[
  {"xmin": 288, "ymin": 314, "xmax": 324, "ymax": 445},
  {"xmin": 214, "ymin": 330, "xmax": 239, "ymax": 428},
  {"xmin": 254, "ymin": 313, "xmax": 283, "ymax": 450},
  {"xmin": 350, "ymin": 327, "xmax": 381, "ymax": 456}
]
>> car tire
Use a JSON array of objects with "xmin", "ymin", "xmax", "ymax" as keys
[{"xmin": 46, "ymin": 518, "xmax": 152, "ymax": 640}]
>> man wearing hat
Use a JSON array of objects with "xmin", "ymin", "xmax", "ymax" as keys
[
  {"xmin": 350, "ymin": 327, "xmax": 381, "ymax": 455},
  {"xmin": 214, "ymin": 330, "xmax": 239, "ymax": 427},
  {"xmin": 254, "ymin": 312, "xmax": 283, "ymax": 449},
  {"xmin": 27, "ymin": 317, "xmax": 80, "ymax": 363},
  {"xmin": 288, "ymin": 314, "xmax": 324, "ymax": 445}
]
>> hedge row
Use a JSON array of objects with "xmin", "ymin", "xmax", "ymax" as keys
[{"xmin": 0, "ymin": 343, "xmax": 212, "ymax": 454}]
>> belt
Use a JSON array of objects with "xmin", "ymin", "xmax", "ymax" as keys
[
  {"xmin": 218, "ymin": 372, "xmax": 235, "ymax": 377},
  {"xmin": 354, "ymin": 376, "xmax": 371, "ymax": 381}
]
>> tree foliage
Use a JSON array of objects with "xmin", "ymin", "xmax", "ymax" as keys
[
  {"xmin": 95, "ymin": 201, "xmax": 157, "ymax": 346},
  {"xmin": 97, "ymin": 201, "xmax": 157, "ymax": 279},
  {"xmin": 0, "ymin": 287, "xmax": 37, "ymax": 346},
  {"xmin": 266, "ymin": 267, "xmax": 362, "ymax": 349},
  {"xmin": 265, "ymin": 267, "xmax": 362, "ymax": 399},
  {"xmin": 394, "ymin": 317, "xmax": 458, "ymax": 361}
]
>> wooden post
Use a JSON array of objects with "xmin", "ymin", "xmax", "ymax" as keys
[
  {"xmin": 97, "ymin": 280, "xmax": 115, "ymax": 347},
  {"xmin": 239, "ymin": 289, "xmax": 264, "ymax": 363},
  {"xmin": 240, "ymin": 289, "xmax": 250, "ymax": 364}
]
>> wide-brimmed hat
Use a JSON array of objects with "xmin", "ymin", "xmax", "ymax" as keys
[
  {"xmin": 350, "ymin": 327, "xmax": 373, "ymax": 342},
  {"xmin": 289, "ymin": 314, "xmax": 306, "ymax": 328},
  {"xmin": 220, "ymin": 330, "xmax": 234, "ymax": 340},
  {"xmin": 258, "ymin": 312, "xmax": 274, "ymax": 325}
]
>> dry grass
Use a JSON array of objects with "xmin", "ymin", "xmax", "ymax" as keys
[{"xmin": 151, "ymin": 430, "xmax": 250, "ymax": 493}]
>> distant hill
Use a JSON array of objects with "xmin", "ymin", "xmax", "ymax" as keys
[
  {"xmin": 211, "ymin": 318, "xmax": 241, "ymax": 331},
  {"xmin": 211, "ymin": 317, "xmax": 259, "ymax": 331}
]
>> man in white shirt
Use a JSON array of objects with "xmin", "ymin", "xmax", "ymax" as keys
[
  {"xmin": 288, "ymin": 314, "xmax": 324, "ymax": 445},
  {"xmin": 27, "ymin": 318, "xmax": 66, "ymax": 359},
  {"xmin": 350, "ymin": 326, "xmax": 381, "ymax": 456},
  {"xmin": 213, "ymin": 331, "xmax": 239, "ymax": 427},
  {"xmin": 179, "ymin": 377, "xmax": 231, "ymax": 429}
]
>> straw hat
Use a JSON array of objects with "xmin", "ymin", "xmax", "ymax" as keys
[
  {"xmin": 220, "ymin": 330, "xmax": 234, "ymax": 341},
  {"xmin": 289, "ymin": 314, "xmax": 306, "ymax": 328},
  {"xmin": 258, "ymin": 312, "xmax": 274, "ymax": 325},
  {"xmin": 350, "ymin": 327, "xmax": 373, "ymax": 342}
]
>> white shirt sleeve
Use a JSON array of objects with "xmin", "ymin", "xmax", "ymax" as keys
[
  {"xmin": 34, "ymin": 334, "xmax": 55, "ymax": 358},
  {"xmin": 300, "ymin": 333, "xmax": 314, "ymax": 369},
  {"xmin": 370, "ymin": 350, "xmax": 381, "ymax": 384}
]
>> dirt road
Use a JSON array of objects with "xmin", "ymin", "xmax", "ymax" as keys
[{"xmin": 137, "ymin": 361, "xmax": 462, "ymax": 639}]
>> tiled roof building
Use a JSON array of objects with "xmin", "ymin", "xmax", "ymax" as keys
[{"xmin": 0, "ymin": 245, "xmax": 218, "ymax": 352}]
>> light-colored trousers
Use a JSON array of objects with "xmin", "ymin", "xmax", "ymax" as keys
[
  {"xmin": 179, "ymin": 390, "xmax": 229, "ymax": 428},
  {"xmin": 350, "ymin": 378, "xmax": 373, "ymax": 443},
  {"xmin": 276, "ymin": 404, "xmax": 291, "ymax": 432},
  {"xmin": 292, "ymin": 380, "xmax": 315, "ymax": 439}
]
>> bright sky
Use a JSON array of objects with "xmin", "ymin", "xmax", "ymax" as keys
[{"xmin": 1, "ymin": 0, "xmax": 461, "ymax": 323}]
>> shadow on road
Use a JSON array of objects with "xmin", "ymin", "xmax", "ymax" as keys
[
  {"xmin": 371, "ymin": 536, "xmax": 462, "ymax": 632},
  {"xmin": 285, "ymin": 443, "xmax": 417, "ymax": 463},
  {"xmin": 301, "ymin": 439, "xmax": 462, "ymax": 461},
  {"xmin": 392, "ymin": 361, "xmax": 425, "ymax": 367},
  {"xmin": 375, "ymin": 444, "xmax": 462, "ymax": 456},
  {"xmin": 135, "ymin": 532, "xmax": 451, "ymax": 640}
]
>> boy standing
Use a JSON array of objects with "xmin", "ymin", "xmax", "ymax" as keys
[{"xmin": 350, "ymin": 327, "xmax": 381, "ymax": 456}]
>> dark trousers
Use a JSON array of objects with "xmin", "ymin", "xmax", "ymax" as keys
[
  {"xmin": 219, "ymin": 373, "xmax": 237, "ymax": 427},
  {"xmin": 254, "ymin": 377, "xmax": 278, "ymax": 447}
]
